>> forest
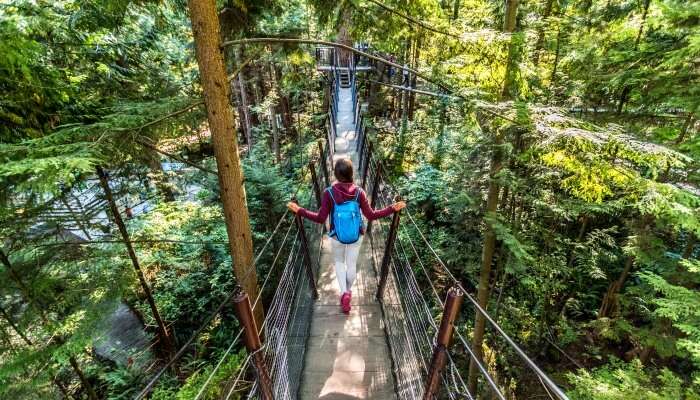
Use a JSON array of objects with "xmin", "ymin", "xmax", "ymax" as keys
[{"xmin": 0, "ymin": 0, "xmax": 698, "ymax": 399}]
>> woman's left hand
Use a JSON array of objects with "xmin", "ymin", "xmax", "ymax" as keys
[
  {"xmin": 287, "ymin": 202, "xmax": 301, "ymax": 214},
  {"xmin": 392, "ymin": 201, "xmax": 406, "ymax": 212}
]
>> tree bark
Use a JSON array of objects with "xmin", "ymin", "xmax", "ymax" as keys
[
  {"xmin": 59, "ymin": 196, "xmax": 93, "ymax": 240},
  {"xmin": 500, "ymin": 0, "xmax": 520, "ymax": 100},
  {"xmin": 468, "ymin": 133, "xmax": 504, "ymax": 394},
  {"xmin": 408, "ymin": 39, "xmax": 420, "ymax": 121},
  {"xmin": 675, "ymin": 107, "xmax": 697, "ymax": 144},
  {"xmin": 274, "ymin": 64, "xmax": 296, "ymax": 136},
  {"xmin": 68, "ymin": 356, "xmax": 98, "ymax": 400},
  {"xmin": 187, "ymin": 0, "xmax": 262, "ymax": 326},
  {"xmin": 682, "ymin": 234, "xmax": 696, "ymax": 260},
  {"xmin": 1, "ymin": 251, "xmax": 96, "ymax": 400},
  {"xmin": 548, "ymin": 25, "xmax": 563, "ymax": 96},
  {"xmin": 617, "ymin": 0, "xmax": 650, "ymax": 114},
  {"xmin": 532, "ymin": 0, "xmax": 555, "ymax": 66},
  {"xmin": 598, "ymin": 255, "xmax": 635, "ymax": 318},
  {"xmin": 96, "ymin": 167, "xmax": 174, "ymax": 357},
  {"xmin": 234, "ymin": 48, "xmax": 254, "ymax": 150},
  {"xmin": 270, "ymin": 105, "xmax": 281, "ymax": 164},
  {"xmin": 0, "ymin": 304, "xmax": 33, "ymax": 346},
  {"xmin": 452, "ymin": 0, "xmax": 461, "ymax": 20},
  {"xmin": 146, "ymin": 150, "xmax": 176, "ymax": 202}
]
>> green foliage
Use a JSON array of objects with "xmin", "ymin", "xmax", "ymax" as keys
[
  {"xmin": 568, "ymin": 359, "xmax": 700, "ymax": 400},
  {"xmin": 150, "ymin": 351, "xmax": 246, "ymax": 400}
]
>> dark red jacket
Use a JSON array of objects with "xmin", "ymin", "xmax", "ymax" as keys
[{"xmin": 298, "ymin": 182, "xmax": 394, "ymax": 233}]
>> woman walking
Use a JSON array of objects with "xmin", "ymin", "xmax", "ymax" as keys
[{"xmin": 287, "ymin": 158, "xmax": 405, "ymax": 314}]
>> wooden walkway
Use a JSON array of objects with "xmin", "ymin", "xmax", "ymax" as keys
[{"xmin": 299, "ymin": 87, "xmax": 397, "ymax": 399}]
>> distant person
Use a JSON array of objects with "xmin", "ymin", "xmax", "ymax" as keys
[{"xmin": 287, "ymin": 158, "xmax": 405, "ymax": 314}]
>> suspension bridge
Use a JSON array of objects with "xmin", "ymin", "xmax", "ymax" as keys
[{"xmin": 134, "ymin": 45, "xmax": 570, "ymax": 400}]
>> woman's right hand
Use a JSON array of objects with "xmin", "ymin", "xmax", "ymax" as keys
[
  {"xmin": 392, "ymin": 201, "xmax": 406, "ymax": 212},
  {"xmin": 287, "ymin": 202, "xmax": 301, "ymax": 214}
]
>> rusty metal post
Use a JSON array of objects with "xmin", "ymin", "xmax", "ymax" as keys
[
  {"xmin": 293, "ymin": 200, "xmax": 319, "ymax": 299},
  {"xmin": 308, "ymin": 162, "xmax": 323, "ymax": 207},
  {"xmin": 366, "ymin": 163, "xmax": 382, "ymax": 235},
  {"xmin": 361, "ymin": 141, "xmax": 373, "ymax": 189},
  {"xmin": 318, "ymin": 140, "xmax": 330, "ymax": 187},
  {"xmin": 423, "ymin": 287, "xmax": 465, "ymax": 400},
  {"xmin": 376, "ymin": 205, "xmax": 401, "ymax": 300},
  {"xmin": 232, "ymin": 290, "xmax": 274, "ymax": 400}
]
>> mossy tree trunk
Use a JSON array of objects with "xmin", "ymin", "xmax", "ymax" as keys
[
  {"xmin": 468, "ymin": 132, "xmax": 504, "ymax": 394},
  {"xmin": 187, "ymin": 0, "xmax": 262, "ymax": 326}
]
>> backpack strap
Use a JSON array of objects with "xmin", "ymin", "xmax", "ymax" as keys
[
  {"xmin": 353, "ymin": 188, "xmax": 362, "ymax": 201},
  {"xmin": 326, "ymin": 187, "xmax": 338, "ymax": 205}
]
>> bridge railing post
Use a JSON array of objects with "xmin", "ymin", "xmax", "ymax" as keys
[
  {"xmin": 355, "ymin": 116, "xmax": 364, "ymax": 152},
  {"xmin": 317, "ymin": 140, "xmax": 330, "ymax": 187},
  {"xmin": 361, "ymin": 141, "xmax": 373, "ymax": 189},
  {"xmin": 366, "ymin": 163, "xmax": 382, "ymax": 235},
  {"xmin": 376, "ymin": 203, "xmax": 401, "ymax": 300},
  {"xmin": 423, "ymin": 287, "xmax": 464, "ymax": 400},
  {"xmin": 232, "ymin": 289, "xmax": 275, "ymax": 400},
  {"xmin": 293, "ymin": 199, "xmax": 319, "ymax": 300},
  {"xmin": 308, "ymin": 162, "xmax": 323, "ymax": 207}
]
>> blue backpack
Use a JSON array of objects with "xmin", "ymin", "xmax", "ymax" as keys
[{"xmin": 327, "ymin": 187, "xmax": 363, "ymax": 244}]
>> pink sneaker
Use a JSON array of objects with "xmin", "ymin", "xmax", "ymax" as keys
[{"xmin": 341, "ymin": 292, "xmax": 351, "ymax": 314}]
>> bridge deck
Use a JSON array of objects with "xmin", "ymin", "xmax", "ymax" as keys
[{"xmin": 300, "ymin": 87, "xmax": 397, "ymax": 399}]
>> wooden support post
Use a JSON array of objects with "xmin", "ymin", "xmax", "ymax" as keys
[
  {"xmin": 376, "ymin": 206, "xmax": 401, "ymax": 300},
  {"xmin": 309, "ymin": 162, "xmax": 323, "ymax": 207},
  {"xmin": 232, "ymin": 290, "xmax": 274, "ymax": 400},
  {"xmin": 318, "ymin": 140, "xmax": 330, "ymax": 187},
  {"xmin": 361, "ymin": 141, "xmax": 373, "ymax": 189},
  {"xmin": 293, "ymin": 200, "xmax": 319, "ymax": 299},
  {"xmin": 423, "ymin": 287, "xmax": 465, "ymax": 400},
  {"xmin": 366, "ymin": 163, "xmax": 382, "ymax": 235}
]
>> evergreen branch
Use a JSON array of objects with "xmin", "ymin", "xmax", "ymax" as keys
[
  {"xmin": 33, "ymin": 239, "xmax": 229, "ymax": 247},
  {"xmin": 135, "ymin": 139, "xmax": 218, "ymax": 175},
  {"xmin": 363, "ymin": 0, "xmax": 462, "ymax": 39}
]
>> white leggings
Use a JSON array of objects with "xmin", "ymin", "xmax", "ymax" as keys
[{"xmin": 331, "ymin": 237, "xmax": 362, "ymax": 294}]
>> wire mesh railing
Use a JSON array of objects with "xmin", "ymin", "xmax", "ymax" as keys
[
  {"xmin": 352, "ymin": 73, "xmax": 569, "ymax": 398},
  {"xmin": 358, "ymin": 144, "xmax": 569, "ymax": 400}
]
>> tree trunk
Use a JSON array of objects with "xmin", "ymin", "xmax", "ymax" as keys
[
  {"xmin": 0, "ymin": 252, "xmax": 96, "ymax": 400},
  {"xmin": 682, "ymin": 234, "xmax": 696, "ymax": 260},
  {"xmin": 96, "ymin": 167, "xmax": 174, "ymax": 357},
  {"xmin": 617, "ymin": 0, "xmax": 650, "ymax": 115},
  {"xmin": 468, "ymin": 133, "xmax": 504, "ymax": 394},
  {"xmin": 187, "ymin": 0, "xmax": 262, "ymax": 326},
  {"xmin": 500, "ymin": 0, "xmax": 520, "ymax": 100},
  {"xmin": 598, "ymin": 255, "xmax": 635, "ymax": 318},
  {"xmin": 0, "ymin": 304, "xmax": 33, "ymax": 346},
  {"xmin": 532, "ymin": 0, "xmax": 555, "ymax": 66},
  {"xmin": 567, "ymin": 214, "xmax": 589, "ymax": 269},
  {"xmin": 68, "ymin": 356, "xmax": 98, "ymax": 400},
  {"xmin": 269, "ymin": 63, "xmax": 283, "ymax": 163},
  {"xmin": 452, "ymin": 0, "xmax": 461, "ymax": 20},
  {"xmin": 431, "ymin": 99, "xmax": 448, "ymax": 168},
  {"xmin": 0, "ymin": 249, "xmax": 37, "ymax": 307},
  {"xmin": 675, "ymin": 107, "xmax": 697, "ymax": 144},
  {"xmin": 59, "ymin": 196, "xmax": 93, "ymax": 240},
  {"xmin": 270, "ymin": 105, "xmax": 281, "ymax": 164},
  {"xmin": 274, "ymin": 64, "xmax": 296, "ymax": 136},
  {"xmin": 146, "ymin": 150, "xmax": 176, "ymax": 202},
  {"xmin": 234, "ymin": 48, "xmax": 254, "ymax": 150},
  {"xmin": 548, "ymin": 25, "xmax": 563, "ymax": 96},
  {"xmin": 408, "ymin": 39, "xmax": 420, "ymax": 121}
]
